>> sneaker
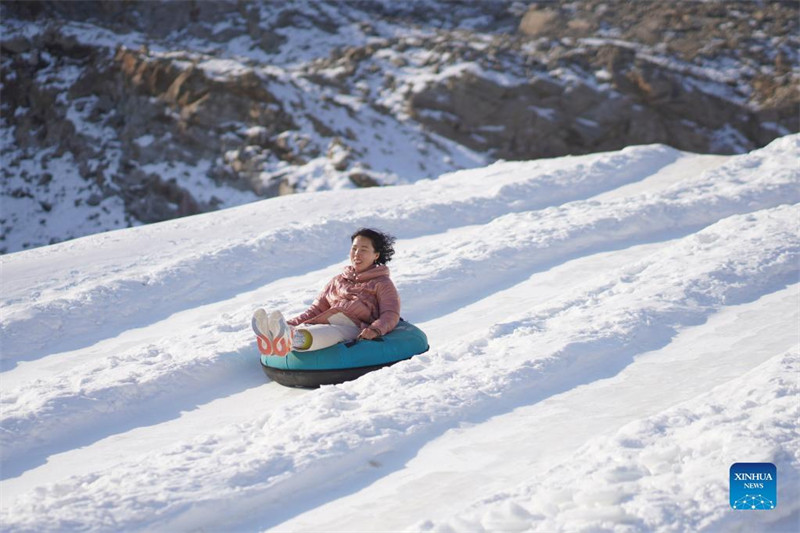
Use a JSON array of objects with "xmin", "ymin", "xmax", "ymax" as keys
[
  {"xmin": 268, "ymin": 310, "xmax": 293, "ymax": 357},
  {"xmin": 252, "ymin": 308, "xmax": 273, "ymax": 355}
]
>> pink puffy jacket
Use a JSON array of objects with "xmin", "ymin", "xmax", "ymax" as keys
[{"xmin": 287, "ymin": 264, "xmax": 401, "ymax": 335}]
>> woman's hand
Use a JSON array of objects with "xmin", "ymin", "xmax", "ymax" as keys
[{"xmin": 358, "ymin": 327, "xmax": 381, "ymax": 340}]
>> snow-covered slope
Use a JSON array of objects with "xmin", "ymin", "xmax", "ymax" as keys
[{"xmin": 1, "ymin": 135, "xmax": 799, "ymax": 532}]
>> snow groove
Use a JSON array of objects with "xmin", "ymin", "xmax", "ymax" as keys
[
  {"xmin": 2, "ymin": 139, "xmax": 795, "ymax": 471},
  {"xmin": 1, "ymin": 144, "xmax": 679, "ymax": 364},
  {"xmin": 2, "ymin": 203, "xmax": 796, "ymax": 532},
  {"xmin": 399, "ymin": 136, "xmax": 799, "ymax": 319},
  {"xmin": 417, "ymin": 349, "xmax": 800, "ymax": 533}
]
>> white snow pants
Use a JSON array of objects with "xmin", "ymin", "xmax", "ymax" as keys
[{"xmin": 293, "ymin": 313, "xmax": 361, "ymax": 352}]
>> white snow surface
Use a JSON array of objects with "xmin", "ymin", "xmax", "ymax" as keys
[{"xmin": 1, "ymin": 135, "xmax": 799, "ymax": 532}]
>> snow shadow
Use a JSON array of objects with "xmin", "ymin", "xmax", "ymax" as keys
[
  {"xmin": 1, "ymin": 345, "xmax": 269, "ymax": 481},
  {"xmin": 404, "ymin": 224, "xmax": 709, "ymax": 325},
  {"xmin": 0, "ymin": 257, "xmax": 336, "ymax": 372},
  {"xmin": 225, "ymin": 277, "xmax": 797, "ymax": 531}
]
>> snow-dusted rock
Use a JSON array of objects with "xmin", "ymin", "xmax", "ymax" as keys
[{"xmin": 1, "ymin": 0, "xmax": 797, "ymax": 253}]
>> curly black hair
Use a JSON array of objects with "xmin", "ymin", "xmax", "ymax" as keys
[{"xmin": 351, "ymin": 228, "xmax": 396, "ymax": 265}]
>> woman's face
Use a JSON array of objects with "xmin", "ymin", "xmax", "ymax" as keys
[{"xmin": 350, "ymin": 235, "xmax": 380, "ymax": 273}]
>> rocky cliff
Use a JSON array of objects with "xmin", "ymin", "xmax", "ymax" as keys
[{"xmin": 1, "ymin": 0, "xmax": 797, "ymax": 253}]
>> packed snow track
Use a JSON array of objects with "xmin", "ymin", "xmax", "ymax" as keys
[{"xmin": 2, "ymin": 136, "xmax": 799, "ymax": 532}]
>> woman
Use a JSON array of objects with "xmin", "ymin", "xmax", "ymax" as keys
[{"xmin": 252, "ymin": 228, "xmax": 401, "ymax": 356}]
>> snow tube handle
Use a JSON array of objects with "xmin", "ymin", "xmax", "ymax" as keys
[
  {"xmin": 345, "ymin": 317, "xmax": 408, "ymax": 347},
  {"xmin": 345, "ymin": 337, "xmax": 385, "ymax": 348}
]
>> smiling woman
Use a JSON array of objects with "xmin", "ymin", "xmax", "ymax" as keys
[
  {"xmin": 253, "ymin": 228, "xmax": 428, "ymax": 388},
  {"xmin": 252, "ymin": 228, "xmax": 401, "ymax": 357}
]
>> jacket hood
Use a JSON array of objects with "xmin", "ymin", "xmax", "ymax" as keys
[{"xmin": 343, "ymin": 264, "xmax": 391, "ymax": 282}]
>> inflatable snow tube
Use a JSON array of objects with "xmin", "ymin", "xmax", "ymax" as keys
[{"xmin": 261, "ymin": 319, "xmax": 428, "ymax": 388}]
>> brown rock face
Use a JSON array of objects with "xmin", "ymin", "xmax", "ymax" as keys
[
  {"xmin": 408, "ymin": 0, "xmax": 797, "ymax": 160},
  {"xmin": 519, "ymin": 8, "xmax": 562, "ymax": 37}
]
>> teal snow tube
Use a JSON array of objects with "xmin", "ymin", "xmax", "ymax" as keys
[{"xmin": 260, "ymin": 319, "xmax": 429, "ymax": 388}]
